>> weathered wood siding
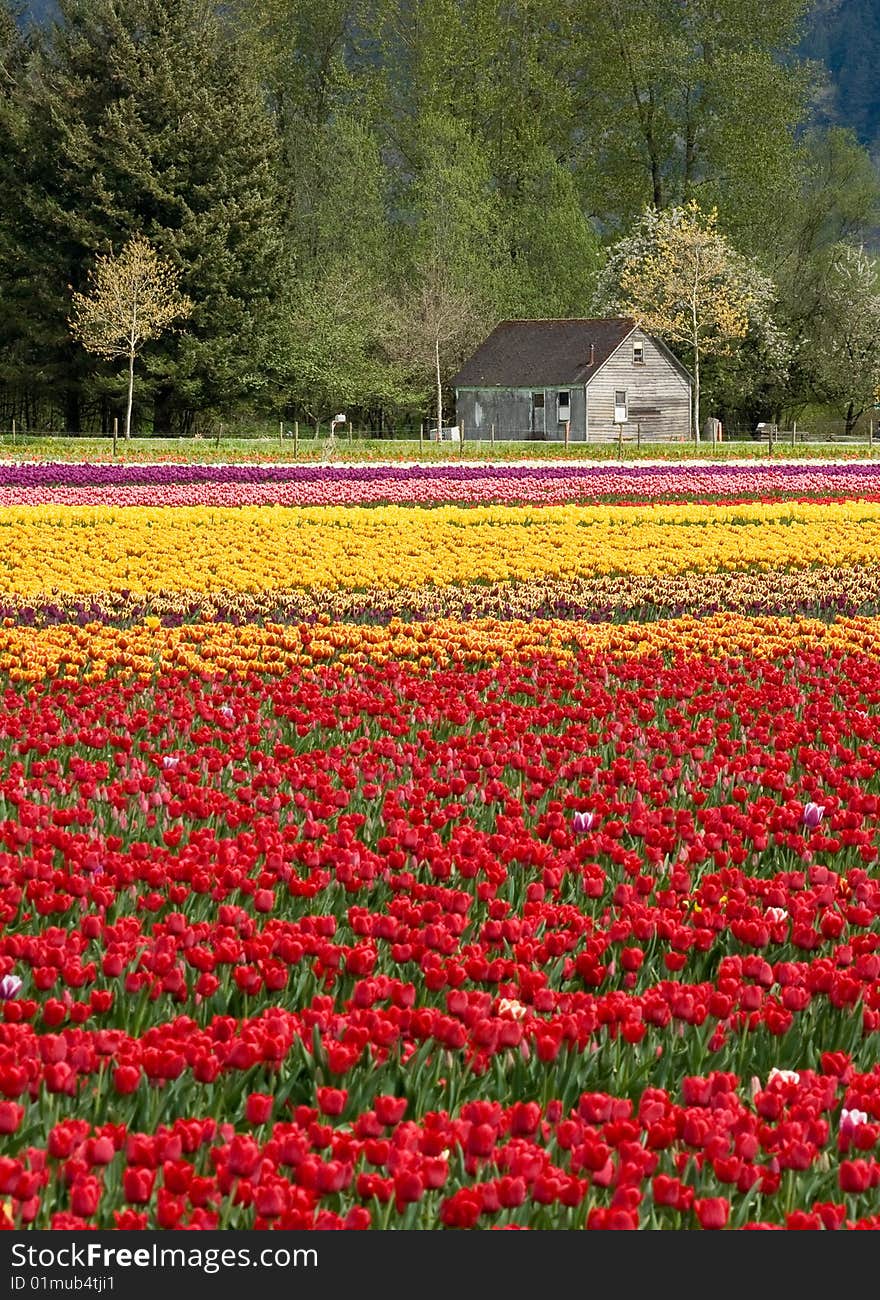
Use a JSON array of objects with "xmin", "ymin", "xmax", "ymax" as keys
[
  {"xmin": 586, "ymin": 329, "xmax": 691, "ymax": 440},
  {"xmin": 456, "ymin": 386, "xmax": 588, "ymax": 441}
]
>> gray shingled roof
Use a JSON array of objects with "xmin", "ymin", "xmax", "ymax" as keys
[{"xmin": 451, "ymin": 318, "xmax": 638, "ymax": 387}]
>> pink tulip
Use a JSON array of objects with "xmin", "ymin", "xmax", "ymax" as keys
[{"xmin": 802, "ymin": 802, "xmax": 825, "ymax": 829}]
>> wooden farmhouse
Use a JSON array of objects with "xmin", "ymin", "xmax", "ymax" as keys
[{"xmin": 451, "ymin": 317, "xmax": 694, "ymax": 442}]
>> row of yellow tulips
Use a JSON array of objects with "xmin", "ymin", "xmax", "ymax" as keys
[
  {"xmin": 1, "ymin": 612, "xmax": 878, "ymax": 682},
  {"xmin": 3, "ymin": 501, "xmax": 880, "ymax": 594}
]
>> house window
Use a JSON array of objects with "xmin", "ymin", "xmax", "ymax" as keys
[
  {"xmin": 614, "ymin": 390, "xmax": 628, "ymax": 423},
  {"xmin": 532, "ymin": 392, "xmax": 545, "ymax": 409},
  {"xmin": 632, "ymin": 342, "xmax": 645, "ymax": 365},
  {"xmin": 557, "ymin": 390, "xmax": 570, "ymax": 421}
]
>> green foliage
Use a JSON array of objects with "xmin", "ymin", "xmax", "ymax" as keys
[
  {"xmin": 570, "ymin": 0, "xmax": 813, "ymax": 244},
  {"xmin": 1, "ymin": 0, "xmax": 879, "ymax": 434},
  {"xmin": 600, "ymin": 201, "xmax": 779, "ymax": 437},
  {"xmin": 2, "ymin": 0, "xmax": 285, "ymax": 430},
  {"xmin": 799, "ymin": 242, "xmax": 880, "ymax": 434},
  {"xmin": 267, "ymin": 266, "xmax": 414, "ymax": 427},
  {"xmin": 755, "ymin": 128, "xmax": 880, "ymax": 419},
  {"xmin": 496, "ymin": 138, "xmax": 603, "ymax": 319},
  {"xmin": 68, "ymin": 232, "xmax": 194, "ymax": 437}
]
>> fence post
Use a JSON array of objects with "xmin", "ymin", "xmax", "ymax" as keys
[
  {"xmin": 279, "ymin": 419, "xmax": 284, "ymax": 445},
  {"xmin": 870, "ymin": 419, "xmax": 874, "ymax": 451},
  {"xmin": 420, "ymin": 421, "xmax": 424, "ymax": 452},
  {"xmin": 215, "ymin": 422, "xmax": 222, "ymax": 450},
  {"xmin": 294, "ymin": 421, "xmax": 299, "ymax": 455},
  {"xmin": 491, "ymin": 422, "xmax": 495, "ymax": 447},
  {"xmin": 348, "ymin": 420, "xmax": 353, "ymax": 444},
  {"xmin": 792, "ymin": 420, "xmax": 797, "ymax": 449},
  {"xmin": 617, "ymin": 421, "xmax": 623, "ymax": 458},
  {"xmin": 459, "ymin": 419, "xmax": 464, "ymax": 457},
  {"xmin": 637, "ymin": 422, "xmax": 641, "ymax": 449},
  {"xmin": 113, "ymin": 416, "xmax": 118, "ymax": 457},
  {"xmin": 11, "ymin": 418, "xmax": 15, "ymax": 446}
]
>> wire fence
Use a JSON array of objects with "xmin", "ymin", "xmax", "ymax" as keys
[{"xmin": 0, "ymin": 418, "xmax": 879, "ymax": 455}]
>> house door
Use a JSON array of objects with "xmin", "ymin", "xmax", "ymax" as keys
[{"xmin": 531, "ymin": 392, "xmax": 545, "ymax": 437}]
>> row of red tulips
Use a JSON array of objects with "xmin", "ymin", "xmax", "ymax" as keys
[
  {"xmin": 2, "ymin": 635, "xmax": 880, "ymax": 1227},
  {"xmin": 4, "ymin": 1061, "xmax": 880, "ymax": 1229}
]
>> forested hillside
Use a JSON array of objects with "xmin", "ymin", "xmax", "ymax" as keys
[
  {"xmin": 23, "ymin": 0, "xmax": 880, "ymax": 153},
  {"xmin": 800, "ymin": 0, "xmax": 880, "ymax": 156}
]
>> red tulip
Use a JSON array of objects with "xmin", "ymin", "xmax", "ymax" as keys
[
  {"xmin": 122, "ymin": 1168, "xmax": 156, "ymax": 1205},
  {"xmin": 0, "ymin": 1103, "xmax": 23, "ymax": 1134},
  {"xmin": 70, "ymin": 1177, "xmax": 102, "ymax": 1218},
  {"xmin": 245, "ymin": 1093, "xmax": 274, "ymax": 1125},
  {"xmin": 316, "ymin": 1088, "xmax": 347, "ymax": 1118},
  {"xmin": 695, "ymin": 1197, "xmax": 730, "ymax": 1229}
]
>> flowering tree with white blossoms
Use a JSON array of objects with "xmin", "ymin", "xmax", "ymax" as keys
[{"xmin": 599, "ymin": 201, "xmax": 777, "ymax": 439}]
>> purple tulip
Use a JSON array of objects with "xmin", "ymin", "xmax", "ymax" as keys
[
  {"xmin": 0, "ymin": 974, "xmax": 22, "ymax": 1000},
  {"xmin": 572, "ymin": 810, "xmax": 594, "ymax": 834},
  {"xmin": 802, "ymin": 802, "xmax": 825, "ymax": 829}
]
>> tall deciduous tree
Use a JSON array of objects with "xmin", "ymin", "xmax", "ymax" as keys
[
  {"xmin": 235, "ymin": 1, "xmax": 407, "ymax": 428},
  {"xmin": 600, "ymin": 201, "xmax": 776, "ymax": 439},
  {"xmin": 69, "ymin": 234, "xmax": 193, "ymax": 439},
  {"xmin": 388, "ymin": 113, "xmax": 505, "ymax": 436},
  {"xmin": 761, "ymin": 128, "xmax": 880, "ymax": 417},
  {"xmin": 269, "ymin": 111, "xmax": 405, "ymax": 429},
  {"xmin": 570, "ymin": 0, "xmax": 812, "ymax": 251},
  {"xmin": 392, "ymin": 250, "xmax": 486, "ymax": 439},
  {"xmin": 268, "ymin": 265, "xmax": 413, "ymax": 432},
  {"xmin": 495, "ymin": 136, "xmax": 603, "ymax": 319},
  {"xmin": 803, "ymin": 242, "xmax": 880, "ymax": 437}
]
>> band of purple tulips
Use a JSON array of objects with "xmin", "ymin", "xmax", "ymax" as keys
[{"xmin": 2, "ymin": 459, "xmax": 880, "ymax": 507}]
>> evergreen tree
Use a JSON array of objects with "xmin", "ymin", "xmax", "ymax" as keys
[
  {"xmin": 4, "ymin": 0, "xmax": 285, "ymax": 431},
  {"xmin": 0, "ymin": 0, "xmax": 37, "ymax": 426}
]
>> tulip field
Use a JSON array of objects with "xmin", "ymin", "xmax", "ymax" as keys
[{"xmin": 6, "ymin": 456, "xmax": 880, "ymax": 1231}]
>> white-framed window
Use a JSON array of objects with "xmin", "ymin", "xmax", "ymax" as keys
[
  {"xmin": 614, "ymin": 390, "xmax": 628, "ymax": 423},
  {"xmin": 557, "ymin": 390, "xmax": 570, "ymax": 421},
  {"xmin": 632, "ymin": 341, "xmax": 645, "ymax": 365}
]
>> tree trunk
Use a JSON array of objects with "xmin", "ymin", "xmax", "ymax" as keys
[
  {"xmin": 153, "ymin": 385, "xmax": 176, "ymax": 435},
  {"xmin": 435, "ymin": 335, "xmax": 443, "ymax": 439},
  {"xmin": 649, "ymin": 125, "xmax": 663, "ymax": 209},
  {"xmin": 64, "ymin": 388, "xmax": 81, "ymax": 435},
  {"xmin": 845, "ymin": 401, "xmax": 857, "ymax": 437},
  {"xmin": 125, "ymin": 348, "xmax": 135, "ymax": 440},
  {"xmin": 693, "ymin": 346, "xmax": 700, "ymax": 443}
]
